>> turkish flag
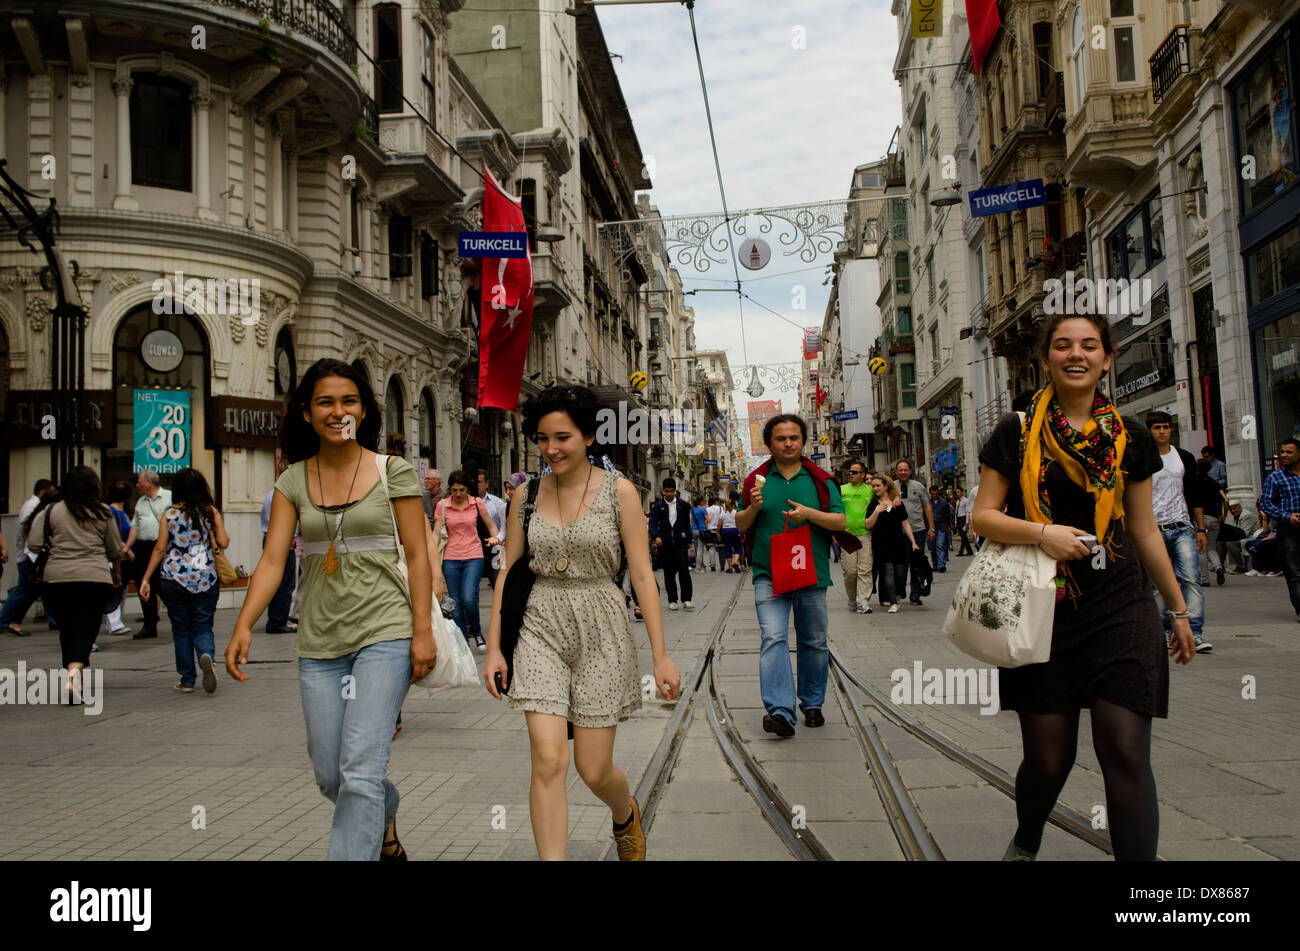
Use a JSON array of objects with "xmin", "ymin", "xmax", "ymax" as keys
[
  {"xmin": 968, "ymin": 0, "xmax": 1002, "ymax": 74},
  {"xmin": 815, "ymin": 383, "xmax": 827, "ymax": 409},
  {"xmin": 477, "ymin": 171, "xmax": 535, "ymax": 411}
]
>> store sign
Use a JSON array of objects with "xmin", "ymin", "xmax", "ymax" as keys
[
  {"xmin": 3, "ymin": 389, "xmax": 115, "ymax": 446},
  {"xmin": 139, "ymin": 329, "xmax": 185, "ymax": 372},
  {"xmin": 210, "ymin": 396, "xmax": 283, "ymax": 450},
  {"xmin": 968, "ymin": 179, "xmax": 1046, "ymax": 217},
  {"xmin": 1269, "ymin": 341, "xmax": 1300, "ymax": 382},
  {"xmin": 738, "ymin": 237, "xmax": 771, "ymax": 271},
  {"xmin": 832, "ymin": 409, "xmax": 859, "ymax": 422},
  {"xmin": 457, "ymin": 231, "xmax": 527, "ymax": 258},
  {"xmin": 702, "ymin": 459, "xmax": 719, "ymax": 468},
  {"xmin": 134, "ymin": 389, "xmax": 191, "ymax": 474},
  {"xmin": 811, "ymin": 452, "xmax": 827, "ymax": 461}
]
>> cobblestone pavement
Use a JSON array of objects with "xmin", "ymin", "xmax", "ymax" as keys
[{"xmin": 0, "ymin": 559, "xmax": 1295, "ymax": 860}]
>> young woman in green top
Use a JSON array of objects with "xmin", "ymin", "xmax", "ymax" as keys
[{"xmin": 227, "ymin": 359, "xmax": 436, "ymax": 861}]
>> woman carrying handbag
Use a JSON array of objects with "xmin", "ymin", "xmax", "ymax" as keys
[
  {"xmin": 139, "ymin": 468, "xmax": 229, "ymax": 694},
  {"xmin": 482, "ymin": 385, "xmax": 681, "ymax": 861},
  {"xmin": 970, "ymin": 313, "xmax": 1195, "ymax": 862}
]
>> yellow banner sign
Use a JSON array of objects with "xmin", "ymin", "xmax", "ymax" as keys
[{"xmin": 911, "ymin": 0, "xmax": 942, "ymax": 39}]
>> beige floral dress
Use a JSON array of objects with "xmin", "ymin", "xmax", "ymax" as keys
[{"xmin": 507, "ymin": 468, "xmax": 642, "ymax": 728}]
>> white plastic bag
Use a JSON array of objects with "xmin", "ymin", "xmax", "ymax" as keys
[
  {"xmin": 414, "ymin": 601, "xmax": 479, "ymax": 694},
  {"xmin": 941, "ymin": 539, "xmax": 1057, "ymax": 668}
]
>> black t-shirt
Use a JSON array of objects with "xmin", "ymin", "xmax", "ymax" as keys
[
  {"xmin": 867, "ymin": 497, "xmax": 911, "ymax": 561},
  {"xmin": 977, "ymin": 412, "xmax": 1159, "ymax": 531}
]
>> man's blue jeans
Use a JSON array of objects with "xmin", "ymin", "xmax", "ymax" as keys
[
  {"xmin": 299, "ymin": 637, "xmax": 412, "ymax": 860},
  {"xmin": 0, "ymin": 557, "xmax": 38, "ymax": 627},
  {"xmin": 157, "ymin": 578, "xmax": 219, "ymax": 687},
  {"xmin": 753, "ymin": 576, "xmax": 829, "ymax": 726},
  {"xmin": 442, "ymin": 557, "xmax": 484, "ymax": 642},
  {"xmin": 1153, "ymin": 526, "xmax": 1204, "ymax": 637},
  {"xmin": 930, "ymin": 529, "xmax": 950, "ymax": 570}
]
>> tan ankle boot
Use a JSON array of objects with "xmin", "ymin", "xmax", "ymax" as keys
[{"xmin": 612, "ymin": 797, "xmax": 646, "ymax": 861}]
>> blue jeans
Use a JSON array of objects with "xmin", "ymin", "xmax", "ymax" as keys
[
  {"xmin": 157, "ymin": 577, "xmax": 219, "ymax": 685},
  {"xmin": 1153, "ymin": 526, "xmax": 1204, "ymax": 638},
  {"xmin": 442, "ymin": 557, "xmax": 484, "ymax": 642},
  {"xmin": 930, "ymin": 529, "xmax": 950, "ymax": 570},
  {"xmin": 299, "ymin": 637, "xmax": 412, "ymax": 860},
  {"xmin": 753, "ymin": 576, "xmax": 829, "ymax": 726},
  {"xmin": 0, "ymin": 557, "xmax": 38, "ymax": 627}
]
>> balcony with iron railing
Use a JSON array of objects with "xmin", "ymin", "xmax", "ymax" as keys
[
  {"xmin": 206, "ymin": 0, "xmax": 356, "ymax": 64},
  {"xmin": 975, "ymin": 392, "xmax": 1010, "ymax": 447},
  {"xmin": 969, "ymin": 292, "xmax": 990, "ymax": 339},
  {"xmin": 1150, "ymin": 26, "xmax": 1192, "ymax": 104}
]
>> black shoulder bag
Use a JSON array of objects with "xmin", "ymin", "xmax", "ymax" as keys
[
  {"xmin": 31, "ymin": 506, "xmax": 56, "ymax": 584},
  {"xmin": 497, "ymin": 477, "xmax": 540, "ymax": 694}
]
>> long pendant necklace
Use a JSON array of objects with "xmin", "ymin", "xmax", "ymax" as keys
[
  {"xmin": 553, "ymin": 463, "xmax": 593, "ymax": 574},
  {"xmin": 317, "ymin": 449, "xmax": 364, "ymax": 577}
]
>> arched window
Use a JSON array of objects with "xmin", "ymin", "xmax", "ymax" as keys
[
  {"xmin": 1070, "ymin": 6, "xmax": 1087, "ymax": 113},
  {"xmin": 109, "ymin": 304, "xmax": 212, "ymax": 493},
  {"xmin": 418, "ymin": 388, "xmax": 436, "ymax": 465},
  {"xmin": 385, "ymin": 377, "xmax": 406, "ymax": 455}
]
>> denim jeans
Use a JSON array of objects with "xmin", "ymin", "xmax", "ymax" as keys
[
  {"xmin": 299, "ymin": 637, "xmax": 412, "ymax": 860},
  {"xmin": 1152, "ymin": 526, "xmax": 1203, "ymax": 637},
  {"xmin": 875, "ymin": 559, "xmax": 906, "ymax": 605},
  {"xmin": 930, "ymin": 529, "xmax": 950, "ymax": 570},
  {"xmin": 442, "ymin": 557, "xmax": 484, "ymax": 642},
  {"xmin": 0, "ymin": 557, "xmax": 38, "ymax": 627},
  {"xmin": 263, "ymin": 533, "xmax": 297, "ymax": 628},
  {"xmin": 157, "ymin": 578, "xmax": 219, "ymax": 686},
  {"xmin": 753, "ymin": 576, "xmax": 829, "ymax": 726},
  {"xmin": 1277, "ymin": 525, "xmax": 1300, "ymax": 615}
]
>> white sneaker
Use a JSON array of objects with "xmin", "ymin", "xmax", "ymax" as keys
[
  {"xmin": 1244, "ymin": 569, "xmax": 1260, "ymax": 577},
  {"xmin": 683, "ymin": 601, "xmax": 695, "ymax": 610},
  {"xmin": 888, "ymin": 603, "xmax": 900, "ymax": 614},
  {"xmin": 668, "ymin": 602, "xmax": 680, "ymax": 611}
]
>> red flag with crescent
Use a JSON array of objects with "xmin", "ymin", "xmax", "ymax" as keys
[{"xmin": 478, "ymin": 171, "xmax": 535, "ymax": 411}]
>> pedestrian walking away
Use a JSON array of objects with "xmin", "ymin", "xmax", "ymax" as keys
[
  {"xmin": 705, "ymin": 497, "xmax": 724, "ymax": 570},
  {"xmin": 27, "ymin": 467, "xmax": 123, "ymax": 705},
  {"xmin": 102, "ymin": 481, "xmax": 136, "ymax": 636},
  {"xmin": 1145, "ymin": 411, "xmax": 1212, "ymax": 652},
  {"xmin": 863, "ymin": 474, "xmax": 918, "ymax": 613},
  {"xmin": 955, "ymin": 486, "xmax": 974, "ymax": 556},
  {"xmin": 1259, "ymin": 439, "xmax": 1300, "ymax": 619},
  {"xmin": 227, "ymin": 358, "xmax": 435, "ymax": 861},
  {"xmin": 127, "ymin": 468, "xmax": 172, "ymax": 639},
  {"xmin": 483, "ymin": 384, "xmax": 681, "ymax": 860},
  {"xmin": 139, "ymin": 468, "xmax": 231, "ymax": 693},
  {"xmin": 893, "ymin": 459, "xmax": 935, "ymax": 604},
  {"xmin": 0, "ymin": 478, "xmax": 55, "ymax": 636},
  {"xmin": 433, "ymin": 471, "xmax": 500, "ymax": 653},
  {"xmin": 839, "ymin": 461, "xmax": 876, "ymax": 613},
  {"xmin": 690, "ymin": 498, "xmax": 712, "ymax": 571},
  {"xmin": 929, "ymin": 485, "xmax": 954, "ymax": 572},
  {"xmin": 648, "ymin": 477, "xmax": 694, "ymax": 609},
  {"xmin": 970, "ymin": 312, "xmax": 1196, "ymax": 862},
  {"xmin": 720, "ymin": 494, "xmax": 743, "ymax": 573},
  {"xmin": 738, "ymin": 413, "xmax": 852, "ymax": 737}
]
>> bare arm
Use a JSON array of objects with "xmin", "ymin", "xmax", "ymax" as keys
[
  {"xmin": 735, "ymin": 485, "xmax": 762, "ymax": 533},
  {"xmin": 620, "ymin": 479, "xmax": 666, "ymax": 662},
  {"xmin": 968, "ymin": 465, "xmax": 1092, "ymax": 561},
  {"xmin": 478, "ymin": 501, "xmax": 500, "ymax": 544},
  {"xmin": 394, "ymin": 494, "xmax": 433, "ymax": 640},
  {"xmin": 902, "ymin": 518, "xmax": 918, "ymax": 551},
  {"xmin": 486, "ymin": 483, "xmax": 528, "ymax": 656}
]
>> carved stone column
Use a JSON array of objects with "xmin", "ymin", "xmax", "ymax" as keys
[
  {"xmin": 112, "ymin": 75, "xmax": 137, "ymax": 210},
  {"xmin": 192, "ymin": 90, "xmax": 217, "ymax": 220}
]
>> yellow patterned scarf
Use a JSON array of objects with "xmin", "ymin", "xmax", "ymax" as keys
[{"xmin": 1018, "ymin": 382, "xmax": 1129, "ymax": 545}]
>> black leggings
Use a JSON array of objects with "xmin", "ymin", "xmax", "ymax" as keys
[
  {"xmin": 43, "ymin": 581, "xmax": 114, "ymax": 668},
  {"xmin": 1012, "ymin": 698, "xmax": 1158, "ymax": 861}
]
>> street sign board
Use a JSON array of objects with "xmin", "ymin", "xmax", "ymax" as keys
[
  {"xmin": 832, "ymin": 409, "xmax": 859, "ymax": 422},
  {"xmin": 458, "ymin": 231, "xmax": 527, "ymax": 258},
  {"xmin": 968, "ymin": 178, "xmax": 1045, "ymax": 217}
]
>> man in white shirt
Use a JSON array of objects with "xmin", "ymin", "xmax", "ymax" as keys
[
  {"xmin": 477, "ymin": 471, "xmax": 508, "ymax": 587},
  {"xmin": 705, "ymin": 497, "xmax": 724, "ymax": 572},
  {"xmin": 1146, "ymin": 412, "xmax": 1210, "ymax": 652},
  {"xmin": 1, "ymin": 479, "xmax": 55, "ymax": 636},
  {"xmin": 128, "ymin": 468, "xmax": 172, "ymax": 639}
]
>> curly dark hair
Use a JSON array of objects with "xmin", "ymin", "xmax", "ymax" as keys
[
  {"xmin": 281, "ymin": 358, "xmax": 382, "ymax": 463},
  {"xmin": 446, "ymin": 469, "xmax": 472, "ymax": 492},
  {"xmin": 521, "ymin": 384, "xmax": 600, "ymax": 441}
]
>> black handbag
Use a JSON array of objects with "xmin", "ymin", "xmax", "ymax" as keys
[
  {"xmin": 31, "ymin": 506, "xmax": 55, "ymax": 584},
  {"xmin": 497, "ymin": 477, "xmax": 540, "ymax": 693},
  {"xmin": 910, "ymin": 547, "xmax": 933, "ymax": 597}
]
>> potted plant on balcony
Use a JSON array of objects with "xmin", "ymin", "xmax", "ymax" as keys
[{"xmin": 1042, "ymin": 236, "xmax": 1061, "ymax": 263}]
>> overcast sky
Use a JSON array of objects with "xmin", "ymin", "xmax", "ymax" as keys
[{"xmin": 600, "ymin": 0, "xmax": 902, "ymax": 462}]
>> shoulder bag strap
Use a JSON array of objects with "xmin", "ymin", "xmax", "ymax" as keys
[{"xmin": 375, "ymin": 453, "xmax": 410, "ymax": 591}]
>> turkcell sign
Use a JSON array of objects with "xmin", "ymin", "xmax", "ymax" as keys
[
  {"xmin": 702, "ymin": 459, "xmax": 718, "ymax": 468},
  {"xmin": 832, "ymin": 410, "xmax": 859, "ymax": 422},
  {"xmin": 457, "ymin": 231, "xmax": 527, "ymax": 258},
  {"xmin": 811, "ymin": 452, "xmax": 827, "ymax": 461},
  {"xmin": 968, "ymin": 179, "xmax": 1046, "ymax": 218}
]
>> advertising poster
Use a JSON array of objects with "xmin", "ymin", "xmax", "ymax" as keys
[
  {"xmin": 133, "ymin": 389, "xmax": 191, "ymax": 474},
  {"xmin": 747, "ymin": 399, "xmax": 782, "ymax": 456}
]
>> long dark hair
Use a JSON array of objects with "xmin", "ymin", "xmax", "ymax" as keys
[
  {"xmin": 171, "ymin": 468, "xmax": 217, "ymax": 530},
  {"xmin": 22, "ymin": 489, "xmax": 60, "ymax": 537},
  {"xmin": 106, "ymin": 479, "xmax": 135, "ymax": 517},
  {"xmin": 60, "ymin": 466, "xmax": 111, "ymax": 525},
  {"xmin": 280, "ymin": 358, "xmax": 382, "ymax": 463}
]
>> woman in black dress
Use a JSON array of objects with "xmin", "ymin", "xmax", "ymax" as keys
[
  {"xmin": 970, "ymin": 313, "xmax": 1195, "ymax": 861},
  {"xmin": 863, "ymin": 474, "xmax": 918, "ymax": 614}
]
